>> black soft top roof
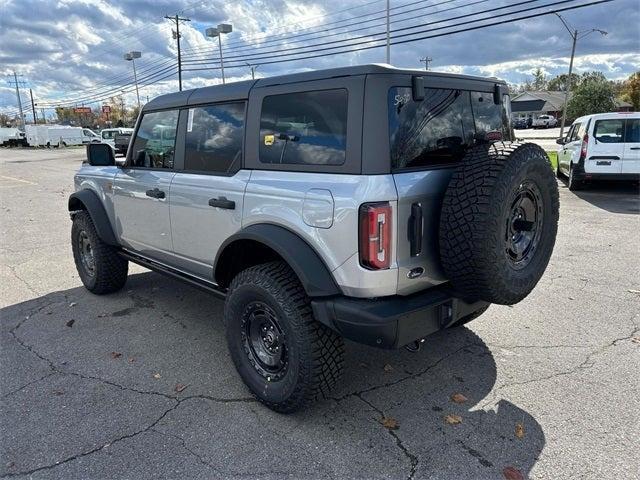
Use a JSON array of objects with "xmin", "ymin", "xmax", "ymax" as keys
[{"xmin": 143, "ymin": 64, "xmax": 505, "ymax": 111}]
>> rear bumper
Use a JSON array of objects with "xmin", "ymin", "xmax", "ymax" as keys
[
  {"xmin": 311, "ymin": 285, "xmax": 488, "ymax": 349},
  {"xmin": 581, "ymin": 172, "xmax": 640, "ymax": 181}
]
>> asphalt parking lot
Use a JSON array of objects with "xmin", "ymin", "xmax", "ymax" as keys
[{"xmin": 1, "ymin": 147, "xmax": 639, "ymax": 480}]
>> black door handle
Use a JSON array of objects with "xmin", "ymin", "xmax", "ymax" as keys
[
  {"xmin": 630, "ymin": 147, "xmax": 640, "ymax": 150},
  {"xmin": 408, "ymin": 202, "xmax": 423, "ymax": 257},
  {"xmin": 208, "ymin": 196, "xmax": 235, "ymax": 210},
  {"xmin": 145, "ymin": 188, "xmax": 165, "ymax": 199}
]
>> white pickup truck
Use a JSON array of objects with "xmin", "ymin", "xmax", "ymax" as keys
[{"xmin": 532, "ymin": 115, "xmax": 558, "ymax": 129}]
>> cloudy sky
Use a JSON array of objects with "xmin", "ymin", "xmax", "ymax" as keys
[{"xmin": 0, "ymin": 0, "xmax": 638, "ymax": 119}]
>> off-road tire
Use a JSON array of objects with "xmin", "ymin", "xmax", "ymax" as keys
[
  {"xmin": 224, "ymin": 261, "xmax": 344, "ymax": 413},
  {"xmin": 439, "ymin": 142, "xmax": 559, "ymax": 305},
  {"xmin": 568, "ymin": 164, "xmax": 584, "ymax": 191},
  {"xmin": 451, "ymin": 305, "xmax": 490, "ymax": 328},
  {"xmin": 71, "ymin": 211, "xmax": 128, "ymax": 294}
]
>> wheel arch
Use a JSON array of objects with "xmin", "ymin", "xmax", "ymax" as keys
[
  {"xmin": 68, "ymin": 189, "xmax": 119, "ymax": 246},
  {"xmin": 214, "ymin": 224, "xmax": 341, "ymax": 297}
]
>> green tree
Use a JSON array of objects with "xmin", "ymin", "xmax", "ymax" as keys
[
  {"xmin": 621, "ymin": 71, "xmax": 640, "ymax": 110},
  {"xmin": 547, "ymin": 73, "xmax": 580, "ymax": 92},
  {"xmin": 567, "ymin": 77, "xmax": 616, "ymax": 118},
  {"xmin": 532, "ymin": 67, "xmax": 547, "ymax": 90}
]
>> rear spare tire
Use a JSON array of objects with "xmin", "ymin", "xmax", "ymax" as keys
[{"xmin": 439, "ymin": 142, "xmax": 559, "ymax": 305}]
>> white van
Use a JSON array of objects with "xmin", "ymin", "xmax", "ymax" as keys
[
  {"xmin": 556, "ymin": 112, "xmax": 640, "ymax": 190},
  {"xmin": 25, "ymin": 125, "xmax": 99, "ymax": 147}
]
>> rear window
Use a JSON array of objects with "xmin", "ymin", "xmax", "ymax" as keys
[
  {"xmin": 593, "ymin": 119, "xmax": 624, "ymax": 143},
  {"xmin": 259, "ymin": 89, "xmax": 347, "ymax": 166},
  {"xmin": 388, "ymin": 87, "xmax": 512, "ymax": 170}
]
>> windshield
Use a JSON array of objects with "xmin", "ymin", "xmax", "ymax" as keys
[{"xmin": 388, "ymin": 87, "xmax": 512, "ymax": 170}]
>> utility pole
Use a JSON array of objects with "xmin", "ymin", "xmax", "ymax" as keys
[
  {"xmin": 29, "ymin": 88, "xmax": 37, "ymax": 124},
  {"xmin": 555, "ymin": 13, "xmax": 607, "ymax": 139},
  {"xmin": 165, "ymin": 14, "xmax": 191, "ymax": 91},
  {"xmin": 246, "ymin": 62, "xmax": 259, "ymax": 80},
  {"xmin": 420, "ymin": 56, "xmax": 432, "ymax": 71},
  {"xmin": 8, "ymin": 72, "xmax": 25, "ymax": 129},
  {"xmin": 385, "ymin": 0, "xmax": 391, "ymax": 64}
]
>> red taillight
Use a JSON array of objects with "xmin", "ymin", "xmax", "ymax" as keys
[
  {"xmin": 580, "ymin": 133, "xmax": 589, "ymax": 160},
  {"xmin": 359, "ymin": 202, "xmax": 392, "ymax": 270}
]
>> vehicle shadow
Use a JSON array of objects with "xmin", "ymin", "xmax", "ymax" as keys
[
  {"xmin": 564, "ymin": 179, "xmax": 640, "ymax": 214},
  {"xmin": 1, "ymin": 272, "xmax": 545, "ymax": 479}
]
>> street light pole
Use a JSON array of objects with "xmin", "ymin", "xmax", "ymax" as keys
[
  {"xmin": 246, "ymin": 62, "xmax": 258, "ymax": 80},
  {"xmin": 206, "ymin": 24, "xmax": 232, "ymax": 84},
  {"xmin": 555, "ymin": 13, "xmax": 607, "ymax": 139},
  {"xmin": 124, "ymin": 51, "xmax": 142, "ymax": 110}
]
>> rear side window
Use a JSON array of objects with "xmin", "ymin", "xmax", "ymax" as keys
[
  {"xmin": 184, "ymin": 103, "xmax": 244, "ymax": 174},
  {"xmin": 130, "ymin": 110, "xmax": 179, "ymax": 169},
  {"xmin": 259, "ymin": 89, "xmax": 347, "ymax": 166},
  {"xmin": 625, "ymin": 119, "xmax": 640, "ymax": 143},
  {"xmin": 593, "ymin": 119, "xmax": 624, "ymax": 143},
  {"xmin": 388, "ymin": 87, "xmax": 512, "ymax": 170}
]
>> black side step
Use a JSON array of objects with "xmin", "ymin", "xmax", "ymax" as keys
[{"xmin": 119, "ymin": 250, "xmax": 227, "ymax": 299}]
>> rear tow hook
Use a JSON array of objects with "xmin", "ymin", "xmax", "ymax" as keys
[{"xmin": 405, "ymin": 338, "xmax": 425, "ymax": 352}]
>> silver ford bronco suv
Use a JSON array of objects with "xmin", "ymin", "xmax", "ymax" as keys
[{"xmin": 70, "ymin": 65, "xmax": 559, "ymax": 413}]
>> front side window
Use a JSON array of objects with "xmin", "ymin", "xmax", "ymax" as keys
[
  {"xmin": 102, "ymin": 130, "xmax": 115, "ymax": 140},
  {"xmin": 388, "ymin": 87, "xmax": 512, "ymax": 170},
  {"xmin": 130, "ymin": 110, "xmax": 179, "ymax": 169},
  {"xmin": 184, "ymin": 103, "xmax": 244, "ymax": 173},
  {"xmin": 593, "ymin": 119, "xmax": 624, "ymax": 143},
  {"xmin": 569, "ymin": 123, "xmax": 582, "ymax": 142},
  {"xmin": 259, "ymin": 89, "xmax": 348, "ymax": 166}
]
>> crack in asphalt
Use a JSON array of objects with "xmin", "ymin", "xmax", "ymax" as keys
[
  {"xmin": 354, "ymin": 393, "xmax": 418, "ymax": 480},
  {"xmin": 0, "ymin": 372, "xmax": 56, "ymax": 400},
  {"xmin": 480, "ymin": 318, "xmax": 640, "ymax": 410}
]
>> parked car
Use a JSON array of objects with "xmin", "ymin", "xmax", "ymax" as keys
[
  {"xmin": 113, "ymin": 131, "xmax": 132, "ymax": 156},
  {"xmin": 99, "ymin": 128, "xmax": 134, "ymax": 149},
  {"xmin": 69, "ymin": 65, "xmax": 559, "ymax": 413},
  {"xmin": 512, "ymin": 117, "xmax": 528, "ymax": 129},
  {"xmin": 556, "ymin": 112, "xmax": 640, "ymax": 190},
  {"xmin": 532, "ymin": 115, "xmax": 558, "ymax": 129}
]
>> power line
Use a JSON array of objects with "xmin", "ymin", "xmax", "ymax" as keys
[
  {"xmin": 181, "ymin": 0, "xmax": 561, "ymax": 67},
  {"xmin": 182, "ymin": 0, "xmax": 613, "ymax": 73}
]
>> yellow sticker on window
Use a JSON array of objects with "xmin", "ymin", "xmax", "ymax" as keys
[{"xmin": 264, "ymin": 134, "xmax": 275, "ymax": 146}]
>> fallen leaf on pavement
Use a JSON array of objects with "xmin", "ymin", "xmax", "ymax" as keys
[
  {"xmin": 383, "ymin": 364, "xmax": 393, "ymax": 373},
  {"xmin": 69, "ymin": 302, "xmax": 77, "ymax": 307},
  {"xmin": 632, "ymin": 337, "xmax": 640, "ymax": 344},
  {"xmin": 153, "ymin": 373, "xmax": 161, "ymax": 379},
  {"xmin": 627, "ymin": 289, "xmax": 640, "ymax": 294},
  {"xmin": 450, "ymin": 393, "xmax": 468, "ymax": 404},
  {"xmin": 128, "ymin": 357, "xmax": 135, "ymax": 363},
  {"xmin": 110, "ymin": 352, "xmax": 122, "ymax": 359},
  {"xmin": 444, "ymin": 414, "xmax": 462, "ymax": 425},
  {"xmin": 379, "ymin": 416, "xmax": 399, "ymax": 430},
  {"xmin": 174, "ymin": 383, "xmax": 188, "ymax": 393},
  {"xmin": 65, "ymin": 319, "xmax": 75, "ymax": 328},
  {"xmin": 503, "ymin": 466, "xmax": 524, "ymax": 480},
  {"xmin": 515, "ymin": 423, "xmax": 525, "ymax": 439}
]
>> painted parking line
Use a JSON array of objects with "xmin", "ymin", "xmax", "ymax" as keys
[{"xmin": 0, "ymin": 174, "xmax": 38, "ymax": 188}]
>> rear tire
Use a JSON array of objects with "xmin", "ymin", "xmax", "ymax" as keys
[
  {"xmin": 439, "ymin": 142, "xmax": 559, "ymax": 305},
  {"xmin": 224, "ymin": 261, "xmax": 344, "ymax": 413},
  {"xmin": 71, "ymin": 211, "xmax": 128, "ymax": 294},
  {"xmin": 568, "ymin": 164, "xmax": 584, "ymax": 191}
]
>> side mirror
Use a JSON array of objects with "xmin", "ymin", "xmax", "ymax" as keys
[
  {"xmin": 555, "ymin": 138, "xmax": 565, "ymax": 145},
  {"xmin": 86, "ymin": 143, "xmax": 115, "ymax": 166}
]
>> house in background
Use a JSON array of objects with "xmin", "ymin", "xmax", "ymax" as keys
[{"xmin": 511, "ymin": 91, "xmax": 633, "ymax": 123}]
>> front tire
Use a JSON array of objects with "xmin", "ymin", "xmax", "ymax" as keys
[
  {"xmin": 224, "ymin": 261, "xmax": 344, "ymax": 413},
  {"xmin": 71, "ymin": 211, "xmax": 128, "ymax": 294}
]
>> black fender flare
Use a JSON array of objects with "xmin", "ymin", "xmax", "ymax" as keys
[
  {"xmin": 215, "ymin": 224, "xmax": 341, "ymax": 297},
  {"xmin": 68, "ymin": 190, "xmax": 119, "ymax": 246}
]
